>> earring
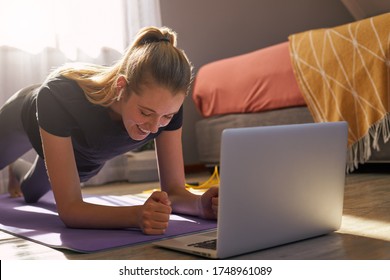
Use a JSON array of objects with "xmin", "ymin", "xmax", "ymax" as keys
[{"xmin": 116, "ymin": 90, "xmax": 123, "ymax": 102}]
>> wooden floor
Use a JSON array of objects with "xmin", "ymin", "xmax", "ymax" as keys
[{"xmin": 1, "ymin": 170, "xmax": 390, "ymax": 260}]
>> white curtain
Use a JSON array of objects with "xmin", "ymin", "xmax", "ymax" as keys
[{"xmin": 0, "ymin": 0, "xmax": 162, "ymax": 192}]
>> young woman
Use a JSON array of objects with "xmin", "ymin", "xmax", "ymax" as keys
[{"xmin": 0, "ymin": 26, "xmax": 218, "ymax": 235}]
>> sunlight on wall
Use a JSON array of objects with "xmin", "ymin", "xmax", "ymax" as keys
[{"xmin": 0, "ymin": 0, "xmax": 126, "ymax": 58}]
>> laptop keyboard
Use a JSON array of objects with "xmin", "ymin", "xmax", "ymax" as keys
[{"xmin": 188, "ymin": 239, "xmax": 217, "ymax": 250}]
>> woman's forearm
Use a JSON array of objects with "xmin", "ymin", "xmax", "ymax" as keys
[
  {"xmin": 167, "ymin": 187, "xmax": 201, "ymax": 217},
  {"xmin": 58, "ymin": 200, "xmax": 140, "ymax": 229}
]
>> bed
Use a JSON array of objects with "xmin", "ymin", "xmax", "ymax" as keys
[{"xmin": 192, "ymin": 13, "xmax": 390, "ymax": 172}]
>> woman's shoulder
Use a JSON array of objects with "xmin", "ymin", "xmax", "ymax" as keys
[
  {"xmin": 37, "ymin": 75, "xmax": 89, "ymax": 106},
  {"xmin": 42, "ymin": 76, "xmax": 82, "ymax": 95}
]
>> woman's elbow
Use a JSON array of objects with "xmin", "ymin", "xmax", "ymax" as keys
[{"xmin": 57, "ymin": 207, "xmax": 84, "ymax": 229}]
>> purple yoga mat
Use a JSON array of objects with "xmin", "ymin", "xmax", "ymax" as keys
[{"xmin": 0, "ymin": 191, "xmax": 216, "ymax": 253}]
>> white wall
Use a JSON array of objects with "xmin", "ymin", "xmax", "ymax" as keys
[
  {"xmin": 341, "ymin": 0, "xmax": 390, "ymax": 19},
  {"xmin": 159, "ymin": 0, "xmax": 354, "ymax": 165}
]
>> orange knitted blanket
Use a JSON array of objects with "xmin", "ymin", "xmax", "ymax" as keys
[{"xmin": 289, "ymin": 13, "xmax": 390, "ymax": 171}]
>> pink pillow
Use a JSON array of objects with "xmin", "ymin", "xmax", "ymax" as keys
[{"xmin": 192, "ymin": 41, "xmax": 306, "ymax": 117}]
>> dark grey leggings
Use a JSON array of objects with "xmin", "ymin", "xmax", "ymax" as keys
[{"xmin": 0, "ymin": 85, "xmax": 51, "ymax": 203}]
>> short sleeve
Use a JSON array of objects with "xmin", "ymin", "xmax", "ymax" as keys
[
  {"xmin": 36, "ymin": 86, "xmax": 75, "ymax": 137},
  {"xmin": 163, "ymin": 105, "xmax": 183, "ymax": 131}
]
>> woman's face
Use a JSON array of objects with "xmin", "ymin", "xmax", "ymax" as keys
[{"xmin": 114, "ymin": 84, "xmax": 185, "ymax": 141}]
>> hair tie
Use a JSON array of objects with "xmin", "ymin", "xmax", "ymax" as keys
[
  {"xmin": 141, "ymin": 38, "xmax": 170, "ymax": 45},
  {"xmin": 160, "ymin": 38, "xmax": 170, "ymax": 43}
]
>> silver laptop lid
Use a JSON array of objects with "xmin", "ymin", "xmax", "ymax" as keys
[{"xmin": 216, "ymin": 122, "xmax": 348, "ymax": 258}]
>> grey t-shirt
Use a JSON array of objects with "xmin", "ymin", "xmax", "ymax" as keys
[{"xmin": 21, "ymin": 76, "xmax": 183, "ymax": 181}]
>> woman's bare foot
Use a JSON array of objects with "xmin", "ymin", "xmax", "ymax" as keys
[{"xmin": 8, "ymin": 165, "xmax": 23, "ymax": 198}]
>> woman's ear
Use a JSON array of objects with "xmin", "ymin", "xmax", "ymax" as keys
[{"xmin": 116, "ymin": 76, "xmax": 128, "ymax": 90}]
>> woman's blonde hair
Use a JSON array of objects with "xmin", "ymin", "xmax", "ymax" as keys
[{"xmin": 49, "ymin": 26, "xmax": 193, "ymax": 106}]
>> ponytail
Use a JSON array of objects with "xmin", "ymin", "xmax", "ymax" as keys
[{"xmin": 50, "ymin": 26, "xmax": 193, "ymax": 106}]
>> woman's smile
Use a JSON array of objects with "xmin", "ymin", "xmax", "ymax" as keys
[{"xmin": 137, "ymin": 125, "xmax": 150, "ymax": 135}]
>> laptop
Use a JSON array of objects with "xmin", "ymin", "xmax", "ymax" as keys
[{"xmin": 154, "ymin": 122, "xmax": 348, "ymax": 258}]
